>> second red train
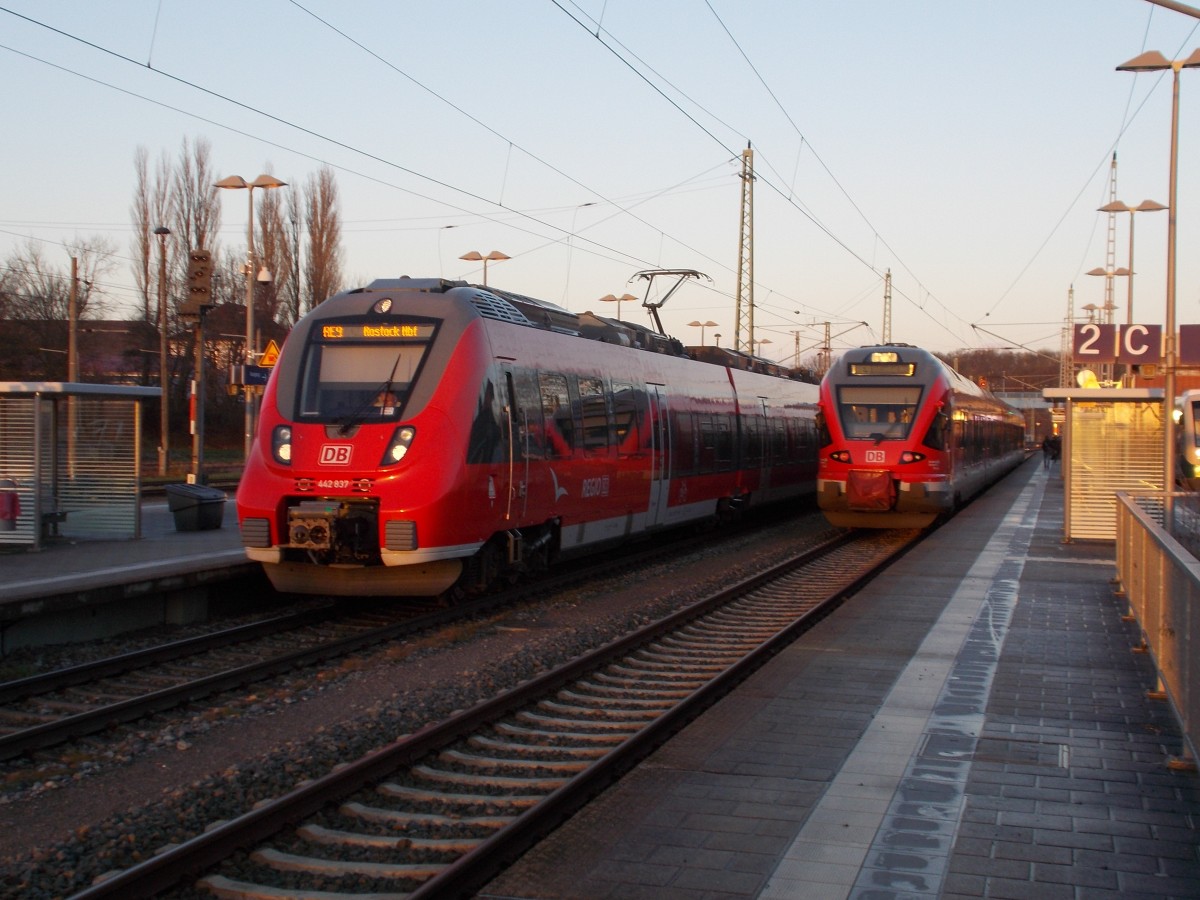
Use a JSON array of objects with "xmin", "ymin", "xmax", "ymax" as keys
[{"xmin": 816, "ymin": 343, "xmax": 1025, "ymax": 528}]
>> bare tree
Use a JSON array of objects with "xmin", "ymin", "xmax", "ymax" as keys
[
  {"xmin": 257, "ymin": 175, "xmax": 290, "ymax": 327},
  {"xmin": 285, "ymin": 185, "xmax": 303, "ymax": 325},
  {"xmin": 172, "ymin": 136, "xmax": 221, "ymax": 256},
  {"xmin": 152, "ymin": 152, "xmax": 173, "ymax": 283},
  {"xmin": 130, "ymin": 147, "xmax": 153, "ymax": 322},
  {"xmin": 0, "ymin": 238, "xmax": 114, "ymax": 380},
  {"xmin": 304, "ymin": 166, "xmax": 343, "ymax": 312},
  {"xmin": 130, "ymin": 147, "xmax": 177, "ymax": 319}
]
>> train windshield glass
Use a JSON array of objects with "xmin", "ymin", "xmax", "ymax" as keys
[
  {"xmin": 836, "ymin": 386, "xmax": 922, "ymax": 439},
  {"xmin": 296, "ymin": 336, "xmax": 431, "ymax": 422}
]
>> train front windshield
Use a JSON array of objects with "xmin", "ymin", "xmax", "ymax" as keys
[
  {"xmin": 836, "ymin": 385, "xmax": 923, "ymax": 439},
  {"xmin": 295, "ymin": 320, "xmax": 436, "ymax": 422}
]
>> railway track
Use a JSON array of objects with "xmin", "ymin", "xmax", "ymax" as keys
[
  {"xmin": 0, "ymin": 511, "xmax": 809, "ymax": 763},
  {"xmin": 0, "ymin": 602, "xmax": 442, "ymax": 761},
  {"xmin": 68, "ymin": 527, "xmax": 918, "ymax": 900}
]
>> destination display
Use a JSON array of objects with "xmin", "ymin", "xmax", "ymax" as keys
[{"xmin": 320, "ymin": 322, "xmax": 434, "ymax": 341}]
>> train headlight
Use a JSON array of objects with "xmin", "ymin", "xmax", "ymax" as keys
[
  {"xmin": 381, "ymin": 425, "xmax": 416, "ymax": 465},
  {"xmin": 900, "ymin": 451, "xmax": 926, "ymax": 464},
  {"xmin": 272, "ymin": 426, "xmax": 293, "ymax": 465},
  {"xmin": 830, "ymin": 450, "xmax": 852, "ymax": 463}
]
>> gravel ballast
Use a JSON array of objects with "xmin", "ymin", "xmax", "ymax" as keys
[{"xmin": 0, "ymin": 513, "xmax": 834, "ymax": 897}]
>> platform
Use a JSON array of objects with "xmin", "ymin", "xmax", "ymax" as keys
[
  {"xmin": 482, "ymin": 457, "xmax": 1200, "ymax": 899},
  {"xmin": 0, "ymin": 496, "xmax": 253, "ymax": 650}
]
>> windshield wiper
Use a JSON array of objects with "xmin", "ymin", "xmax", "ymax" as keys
[{"xmin": 337, "ymin": 351, "xmax": 404, "ymax": 436}]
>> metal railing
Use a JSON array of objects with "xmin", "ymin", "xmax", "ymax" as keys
[{"xmin": 1114, "ymin": 491, "xmax": 1200, "ymax": 767}]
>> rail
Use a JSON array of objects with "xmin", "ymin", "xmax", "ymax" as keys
[
  {"xmin": 65, "ymin": 529, "xmax": 915, "ymax": 899},
  {"xmin": 1114, "ymin": 491, "xmax": 1200, "ymax": 767}
]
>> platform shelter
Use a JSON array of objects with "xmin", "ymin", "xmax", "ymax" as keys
[
  {"xmin": 0, "ymin": 383, "xmax": 160, "ymax": 550},
  {"xmin": 1042, "ymin": 387, "xmax": 1165, "ymax": 540}
]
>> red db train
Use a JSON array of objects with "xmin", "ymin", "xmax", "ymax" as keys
[
  {"xmin": 236, "ymin": 277, "xmax": 821, "ymax": 597},
  {"xmin": 816, "ymin": 344, "xmax": 1025, "ymax": 528}
]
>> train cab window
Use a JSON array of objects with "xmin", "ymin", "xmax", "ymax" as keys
[
  {"xmin": 297, "ymin": 338, "xmax": 430, "ymax": 423},
  {"xmin": 836, "ymin": 386, "xmax": 922, "ymax": 440}
]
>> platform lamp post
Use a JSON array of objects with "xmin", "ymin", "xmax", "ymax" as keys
[
  {"xmin": 599, "ymin": 292, "xmax": 637, "ymax": 320},
  {"xmin": 1117, "ymin": 47, "xmax": 1200, "ymax": 528},
  {"xmin": 154, "ymin": 226, "xmax": 171, "ymax": 476},
  {"xmin": 756, "ymin": 337, "xmax": 773, "ymax": 358},
  {"xmin": 1097, "ymin": 200, "xmax": 1167, "ymax": 325},
  {"xmin": 1084, "ymin": 266, "xmax": 1130, "ymax": 324},
  {"xmin": 459, "ymin": 250, "xmax": 509, "ymax": 287},
  {"xmin": 1084, "ymin": 265, "xmax": 1130, "ymax": 386},
  {"xmin": 216, "ymin": 174, "xmax": 287, "ymax": 462},
  {"xmin": 688, "ymin": 320, "xmax": 718, "ymax": 346}
]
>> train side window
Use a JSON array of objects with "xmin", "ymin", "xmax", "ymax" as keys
[
  {"xmin": 743, "ymin": 416, "xmax": 763, "ymax": 467},
  {"xmin": 815, "ymin": 410, "xmax": 831, "ymax": 448},
  {"xmin": 716, "ymin": 416, "xmax": 735, "ymax": 470},
  {"xmin": 612, "ymin": 382, "xmax": 642, "ymax": 455},
  {"xmin": 579, "ymin": 376, "xmax": 610, "ymax": 453},
  {"xmin": 538, "ymin": 373, "xmax": 574, "ymax": 458},
  {"xmin": 771, "ymin": 419, "xmax": 787, "ymax": 463},
  {"xmin": 803, "ymin": 417, "xmax": 818, "ymax": 462},
  {"xmin": 697, "ymin": 415, "xmax": 716, "ymax": 473},
  {"xmin": 512, "ymin": 369, "xmax": 545, "ymax": 459},
  {"xmin": 923, "ymin": 409, "xmax": 948, "ymax": 451},
  {"xmin": 673, "ymin": 411, "xmax": 696, "ymax": 475},
  {"xmin": 466, "ymin": 379, "xmax": 505, "ymax": 464}
]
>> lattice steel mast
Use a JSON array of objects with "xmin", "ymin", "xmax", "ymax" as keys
[
  {"xmin": 734, "ymin": 145, "xmax": 755, "ymax": 353},
  {"xmin": 882, "ymin": 269, "xmax": 893, "ymax": 344}
]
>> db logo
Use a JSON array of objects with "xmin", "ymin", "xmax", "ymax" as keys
[
  {"xmin": 865, "ymin": 450, "xmax": 885, "ymax": 464},
  {"xmin": 319, "ymin": 444, "xmax": 353, "ymax": 465}
]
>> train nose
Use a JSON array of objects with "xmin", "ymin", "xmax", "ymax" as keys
[{"xmin": 847, "ymin": 469, "xmax": 897, "ymax": 511}]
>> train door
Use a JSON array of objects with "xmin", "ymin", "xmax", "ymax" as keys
[{"xmin": 647, "ymin": 385, "xmax": 671, "ymax": 526}]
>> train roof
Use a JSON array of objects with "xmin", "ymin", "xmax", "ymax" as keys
[
  {"xmin": 828, "ymin": 344, "xmax": 992, "ymax": 397},
  {"xmin": 330, "ymin": 277, "xmax": 814, "ymax": 383}
]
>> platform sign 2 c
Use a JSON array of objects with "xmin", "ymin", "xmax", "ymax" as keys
[
  {"xmin": 1073, "ymin": 323, "xmax": 1163, "ymax": 365},
  {"xmin": 1180, "ymin": 325, "xmax": 1200, "ymax": 365}
]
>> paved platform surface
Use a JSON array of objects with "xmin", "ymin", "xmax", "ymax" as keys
[
  {"xmin": 0, "ymin": 494, "xmax": 249, "ymax": 614},
  {"xmin": 482, "ymin": 457, "xmax": 1200, "ymax": 899}
]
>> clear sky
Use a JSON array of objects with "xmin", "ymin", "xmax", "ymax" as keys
[{"xmin": 2, "ymin": 1, "xmax": 1199, "ymax": 362}]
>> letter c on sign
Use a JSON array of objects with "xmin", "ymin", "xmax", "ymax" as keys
[{"xmin": 1123, "ymin": 325, "xmax": 1150, "ymax": 357}]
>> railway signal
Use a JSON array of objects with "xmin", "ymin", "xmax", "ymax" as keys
[{"xmin": 181, "ymin": 249, "xmax": 214, "ymax": 318}]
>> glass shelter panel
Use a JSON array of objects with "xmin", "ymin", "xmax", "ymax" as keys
[{"xmin": 1066, "ymin": 400, "xmax": 1164, "ymax": 540}]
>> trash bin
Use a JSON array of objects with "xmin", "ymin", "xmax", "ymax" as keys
[
  {"xmin": 0, "ymin": 478, "xmax": 20, "ymax": 532},
  {"xmin": 165, "ymin": 483, "xmax": 226, "ymax": 531}
]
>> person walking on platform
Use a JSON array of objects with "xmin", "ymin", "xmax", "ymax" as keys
[{"xmin": 1042, "ymin": 433, "xmax": 1061, "ymax": 469}]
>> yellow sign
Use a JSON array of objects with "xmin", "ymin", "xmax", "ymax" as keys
[{"xmin": 258, "ymin": 340, "xmax": 281, "ymax": 368}]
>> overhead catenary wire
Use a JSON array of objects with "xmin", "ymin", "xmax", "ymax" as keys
[{"xmin": 1, "ymin": 2, "xmax": 968, "ymax": 346}]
